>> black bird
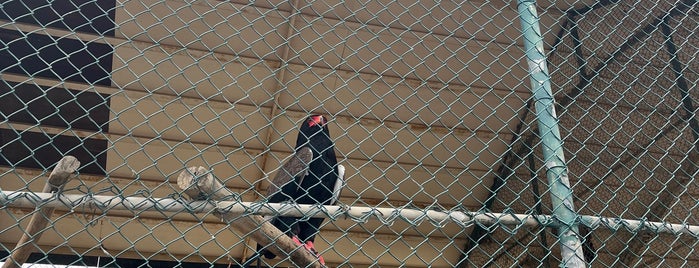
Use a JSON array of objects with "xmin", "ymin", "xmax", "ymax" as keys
[{"xmin": 255, "ymin": 114, "xmax": 344, "ymax": 266}]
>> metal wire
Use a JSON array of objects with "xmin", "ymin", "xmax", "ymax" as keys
[{"xmin": 1, "ymin": 0, "xmax": 698, "ymax": 267}]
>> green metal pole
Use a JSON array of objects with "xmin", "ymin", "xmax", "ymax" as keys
[{"xmin": 516, "ymin": 0, "xmax": 587, "ymax": 267}]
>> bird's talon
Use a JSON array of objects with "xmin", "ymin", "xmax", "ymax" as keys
[
  {"xmin": 304, "ymin": 241, "xmax": 326, "ymax": 265},
  {"xmin": 291, "ymin": 235, "xmax": 303, "ymax": 247}
]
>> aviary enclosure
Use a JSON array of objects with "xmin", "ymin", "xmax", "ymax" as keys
[{"xmin": 1, "ymin": 0, "xmax": 698, "ymax": 267}]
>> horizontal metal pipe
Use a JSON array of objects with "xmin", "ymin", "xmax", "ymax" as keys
[{"xmin": 3, "ymin": 191, "xmax": 699, "ymax": 237}]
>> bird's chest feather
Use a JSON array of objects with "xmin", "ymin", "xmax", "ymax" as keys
[{"xmin": 302, "ymin": 140, "xmax": 336, "ymax": 185}]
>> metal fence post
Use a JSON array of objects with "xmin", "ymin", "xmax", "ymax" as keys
[{"xmin": 516, "ymin": 0, "xmax": 587, "ymax": 267}]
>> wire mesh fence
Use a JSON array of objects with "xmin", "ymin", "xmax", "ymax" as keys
[{"xmin": 0, "ymin": 0, "xmax": 697, "ymax": 267}]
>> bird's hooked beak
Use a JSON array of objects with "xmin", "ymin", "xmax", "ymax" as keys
[{"xmin": 308, "ymin": 115, "xmax": 326, "ymax": 127}]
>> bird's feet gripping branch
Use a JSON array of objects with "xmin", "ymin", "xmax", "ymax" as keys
[
  {"xmin": 303, "ymin": 240, "xmax": 325, "ymax": 266},
  {"xmin": 280, "ymin": 235, "xmax": 327, "ymax": 266}
]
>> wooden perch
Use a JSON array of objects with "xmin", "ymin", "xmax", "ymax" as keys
[
  {"xmin": 3, "ymin": 156, "xmax": 80, "ymax": 268},
  {"xmin": 177, "ymin": 166, "xmax": 322, "ymax": 268}
]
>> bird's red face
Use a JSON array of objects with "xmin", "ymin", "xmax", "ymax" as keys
[{"xmin": 308, "ymin": 115, "xmax": 326, "ymax": 127}]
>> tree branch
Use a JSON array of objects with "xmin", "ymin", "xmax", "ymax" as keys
[
  {"xmin": 177, "ymin": 166, "xmax": 322, "ymax": 268},
  {"xmin": 3, "ymin": 156, "xmax": 80, "ymax": 268}
]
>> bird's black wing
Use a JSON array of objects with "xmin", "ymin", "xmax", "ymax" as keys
[{"xmin": 265, "ymin": 146, "xmax": 313, "ymax": 199}]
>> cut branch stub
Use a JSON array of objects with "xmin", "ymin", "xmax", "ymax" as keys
[
  {"xmin": 46, "ymin": 155, "xmax": 81, "ymax": 192},
  {"xmin": 177, "ymin": 166, "xmax": 322, "ymax": 268},
  {"xmin": 3, "ymin": 155, "xmax": 81, "ymax": 268}
]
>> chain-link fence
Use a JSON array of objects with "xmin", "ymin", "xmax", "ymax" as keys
[{"xmin": 0, "ymin": 0, "xmax": 697, "ymax": 267}]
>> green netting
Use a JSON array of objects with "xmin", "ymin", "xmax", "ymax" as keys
[{"xmin": 0, "ymin": 0, "xmax": 697, "ymax": 267}]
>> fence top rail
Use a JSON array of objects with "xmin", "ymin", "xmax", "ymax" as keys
[{"xmin": 3, "ymin": 190, "xmax": 699, "ymax": 238}]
